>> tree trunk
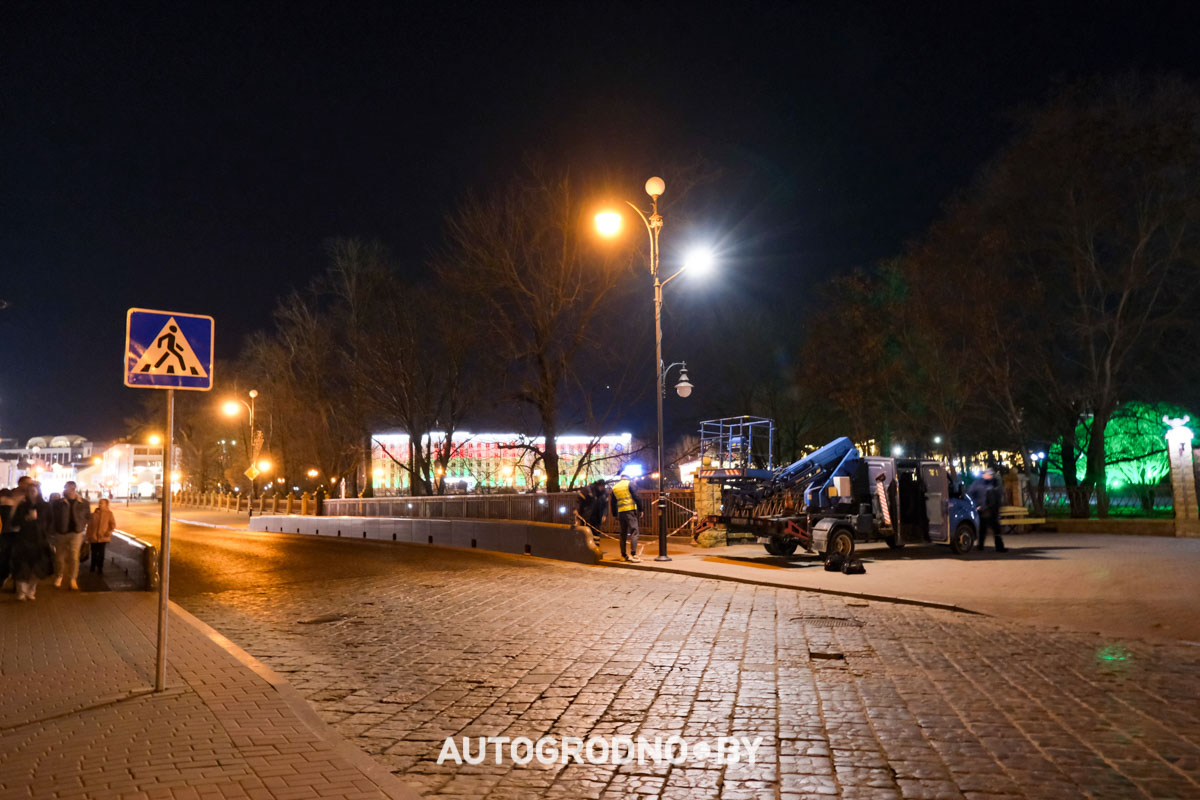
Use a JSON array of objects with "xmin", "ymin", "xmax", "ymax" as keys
[
  {"xmin": 1084, "ymin": 406, "xmax": 1113, "ymax": 518},
  {"xmin": 361, "ymin": 432, "xmax": 375, "ymax": 498},
  {"xmin": 1061, "ymin": 425, "xmax": 1090, "ymax": 518}
]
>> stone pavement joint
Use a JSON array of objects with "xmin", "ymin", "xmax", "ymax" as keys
[{"xmin": 0, "ymin": 588, "xmax": 420, "ymax": 800}]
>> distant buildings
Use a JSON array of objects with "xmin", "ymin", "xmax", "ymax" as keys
[
  {"xmin": 0, "ymin": 435, "xmax": 94, "ymax": 494},
  {"xmin": 0, "ymin": 434, "xmax": 178, "ymax": 499}
]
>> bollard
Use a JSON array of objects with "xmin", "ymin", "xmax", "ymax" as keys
[
  {"xmin": 286, "ymin": 492, "xmax": 295, "ymax": 515},
  {"xmin": 300, "ymin": 492, "xmax": 310, "ymax": 516}
]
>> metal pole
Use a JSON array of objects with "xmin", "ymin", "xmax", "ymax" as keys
[
  {"xmin": 155, "ymin": 388, "xmax": 174, "ymax": 692},
  {"xmin": 247, "ymin": 394, "xmax": 255, "ymax": 516},
  {"xmin": 651, "ymin": 208, "xmax": 670, "ymax": 562}
]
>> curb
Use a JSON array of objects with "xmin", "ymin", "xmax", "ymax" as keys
[
  {"xmin": 597, "ymin": 559, "xmax": 984, "ymax": 615},
  {"xmin": 169, "ymin": 602, "xmax": 422, "ymax": 800}
]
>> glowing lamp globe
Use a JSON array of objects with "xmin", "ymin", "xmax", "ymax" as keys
[
  {"xmin": 645, "ymin": 176, "xmax": 665, "ymax": 197},
  {"xmin": 675, "ymin": 369, "xmax": 693, "ymax": 398}
]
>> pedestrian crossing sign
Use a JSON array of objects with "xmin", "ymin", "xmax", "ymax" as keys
[{"xmin": 124, "ymin": 308, "xmax": 215, "ymax": 390}]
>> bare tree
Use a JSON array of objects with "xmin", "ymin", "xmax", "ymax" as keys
[{"xmin": 436, "ymin": 166, "xmax": 638, "ymax": 492}]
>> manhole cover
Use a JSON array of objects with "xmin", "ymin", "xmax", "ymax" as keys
[{"xmin": 791, "ymin": 616, "xmax": 863, "ymax": 628}]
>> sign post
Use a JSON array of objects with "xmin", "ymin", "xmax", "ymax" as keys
[{"xmin": 124, "ymin": 308, "xmax": 214, "ymax": 692}]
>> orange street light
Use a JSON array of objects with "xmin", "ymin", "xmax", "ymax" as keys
[
  {"xmin": 594, "ymin": 211, "xmax": 622, "ymax": 237},
  {"xmin": 257, "ymin": 459, "xmax": 272, "ymax": 473},
  {"xmin": 148, "ymin": 434, "xmax": 162, "ymax": 446}
]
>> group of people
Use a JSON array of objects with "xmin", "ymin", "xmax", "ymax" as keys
[
  {"xmin": 575, "ymin": 475, "xmax": 645, "ymax": 562},
  {"xmin": 0, "ymin": 477, "xmax": 118, "ymax": 601}
]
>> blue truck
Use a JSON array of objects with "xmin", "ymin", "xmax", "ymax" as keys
[{"xmin": 698, "ymin": 437, "xmax": 979, "ymax": 560}]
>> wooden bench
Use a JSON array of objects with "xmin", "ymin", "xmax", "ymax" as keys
[{"xmin": 999, "ymin": 505, "xmax": 1046, "ymax": 531}]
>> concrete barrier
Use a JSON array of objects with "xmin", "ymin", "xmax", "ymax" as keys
[
  {"xmin": 246, "ymin": 515, "xmax": 602, "ymax": 564},
  {"xmin": 109, "ymin": 530, "xmax": 158, "ymax": 590}
]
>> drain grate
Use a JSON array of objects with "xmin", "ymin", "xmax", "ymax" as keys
[{"xmin": 791, "ymin": 616, "xmax": 863, "ymax": 628}]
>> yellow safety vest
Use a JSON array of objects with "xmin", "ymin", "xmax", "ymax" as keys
[{"xmin": 612, "ymin": 479, "xmax": 637, "ymax": 513}]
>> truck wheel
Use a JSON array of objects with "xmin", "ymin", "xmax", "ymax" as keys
[
  {"xmin": 763, "ymin": 536, "xmax": 798, "ymax": 556},
  {"xmin": 826, "ymin": 528, "xmax": 855, "ymax": 560},
  {"xmin": 951, "ymin": 523, "xmax": 975, "ymax": 554}
]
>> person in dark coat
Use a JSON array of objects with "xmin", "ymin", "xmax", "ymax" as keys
[
  {"xmin": 575, "ymin": 480, "xmax": 609, "ymax": 543},
  {"xmin": 9, "ymin": 480, "xmax": 55, "ymax": 600},
  {"xmin": 967, "ymin": 468, "xmax": 1007, "ymax": 552},
  {"xmin": 0, "ymin": 486, "xmax": 19, "ymax": 590}
]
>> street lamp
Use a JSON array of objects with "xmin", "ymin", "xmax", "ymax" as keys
[
  {"xmin": 222, "ymin": 389, "xmax": 260, "ymax": 514},
  {"xmin": 596, "ymin": 176, "xmax": 711, "ymax": 562},
  {"xmin": 148, "ymin": 434, "xmax": 162, "ymax": 446}
]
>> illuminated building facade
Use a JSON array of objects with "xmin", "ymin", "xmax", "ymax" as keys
[{"xmin": 370, "ymin": 431, "xmax": 637, "ymax": 494}]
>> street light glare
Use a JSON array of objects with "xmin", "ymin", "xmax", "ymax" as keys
[
  {"xmin": 595, "ymin": 211, "xmax": 622, "ymax": 238},
  {"xmin": 257, "ymin": 459, "xmax": 273, "ymax": 473},
  {"xmin": 684, "ymin": 247, "xmax": 715, "ymax": 276},
  {"xmin": 222, "ymin": 401, "xmax": 241, "ymax": 417},
  {"xmin": 148, "ymin": 435, "xmax": 162, "ymax": 446}
]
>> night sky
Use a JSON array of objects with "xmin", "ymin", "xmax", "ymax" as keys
[{"xmin": 4, "ymin": 1, "xmax": 1198, "ymax": 442}]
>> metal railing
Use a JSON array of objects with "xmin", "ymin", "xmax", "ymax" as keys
[
  {"xmin": 324, "ymin": 490, "xmax": 697, "ymax": 536},
  {"xmin": 1039, "ymin": 488, "xmax": 1173, "ymax": 515}
]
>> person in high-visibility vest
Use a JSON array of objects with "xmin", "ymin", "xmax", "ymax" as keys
[{"xmin": 609, "ymin": 474, "xmax": 644, "ymax": 562}]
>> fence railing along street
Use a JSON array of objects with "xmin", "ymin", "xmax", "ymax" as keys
[
  {"xmin": 326, "ymin": 490, "xmax": 698, "ymax": 537},
  {"xmin": 174, "ymin": 489, "xmax": 698, "ymax": 536}
]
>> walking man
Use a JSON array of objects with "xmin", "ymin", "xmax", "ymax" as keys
[
  {"xmin": 609, "ymin": 473, "xmax": 643, "ymax": 562},
  {"xmin": 968, "ymin": 468, "xmax": 1007, "ymax": 553},
  {"xmin": 49, "ymin": 480, "xmax": 91, "ymax": 589}
]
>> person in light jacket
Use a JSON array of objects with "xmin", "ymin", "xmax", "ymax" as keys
[
  {"xmin": 49, "ymin": 480, "xmax": 91, "ymax": 589},
  {"xmin": 85, "ymin": 498, "xmax": 116, "ymax": 574}
]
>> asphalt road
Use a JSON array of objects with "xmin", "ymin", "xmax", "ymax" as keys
[{"xmin": 113, "ymin": 505, "xmax": 546, "ymax": 598}]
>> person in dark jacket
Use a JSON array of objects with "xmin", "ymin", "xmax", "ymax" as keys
[
  {"xmin": 9, "ymin": 480, "xmax": 55, "ymax": 600},
  {"xmin": 49, "ymin": 480, "xmax": 91, "ymax": 590},
  {"xmin": 575, "ymin": 480, "xmax": 609, "ymax": 543},
  {"xmin": 968, "ymin": 468, "xmax": 1007, "ymax": 553}
]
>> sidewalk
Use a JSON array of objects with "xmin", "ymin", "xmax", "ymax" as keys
[
  {"xmin": 593, "ymin": 531, "xmax": 1200, "ymax": 643},
  {"xmin": 0, "ymin": 587, "xmax": 419, "ymax": 800}
]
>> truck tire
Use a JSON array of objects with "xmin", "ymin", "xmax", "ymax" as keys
[
  {"xmin": 951, "ymin": 523, "xmax": 975, "ymax": 554},
  {"xmin": 764, "ymin": 536, "xmax": 799, "ymax": 556},
  {"xmin": 826, "ymin": 528, "xmax": 855, "ymax": 560}
]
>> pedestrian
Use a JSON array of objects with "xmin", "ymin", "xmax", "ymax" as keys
[
  {"xmin": 49, "ymin": 480, "xmax": 91, "ymax": 590},
  {"xmin": 609, "ymin": 472, "xmax": 644, "ymax": 562},
  {"xmin": 85, "ymin": 497, "xmax": 116, "ymax": 574},
  {"xmin": 968, "ymin": 468, "xmax": 1008, "ymax": 553},
  {"xmin": 575, "ymin": 480, "xmax": 609, "ymax": 544},
  {"xmin": 9, "ymin": 480, "xmax": 55, "ymax": 601},
  {"xmin": 0, "ymin": 486, "xmax": 19, "ymax": 591}
]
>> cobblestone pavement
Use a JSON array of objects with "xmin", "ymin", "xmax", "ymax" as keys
[{"xmin": 175, "ymin": 544, "xmax": 1200, "ymax": 800}]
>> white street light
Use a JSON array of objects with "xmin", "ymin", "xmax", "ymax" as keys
[{"xmin": 683, "ymin": 247, "xmax": 715, "ymax": 276}]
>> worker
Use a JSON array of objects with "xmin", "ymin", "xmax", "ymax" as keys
[{"xmin": 609, "ymin": 472, "xmax": 644, "ymax": 562}]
